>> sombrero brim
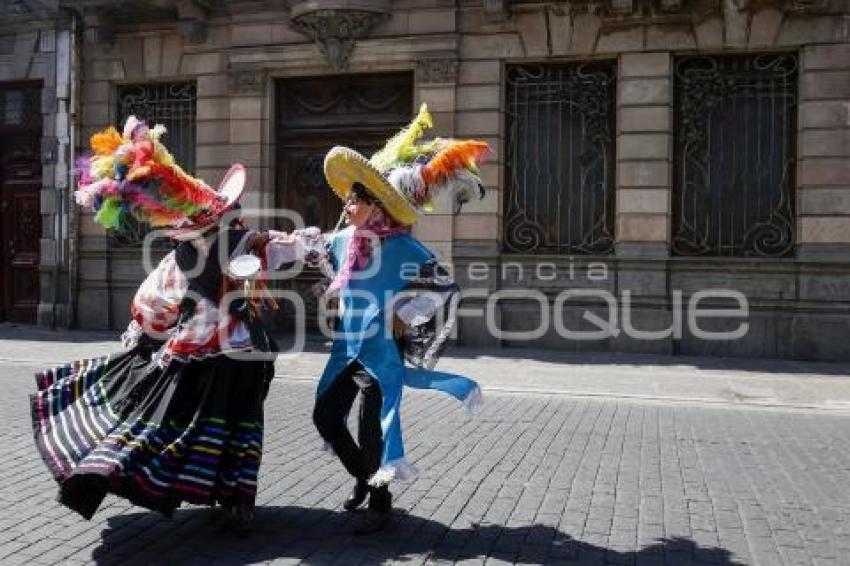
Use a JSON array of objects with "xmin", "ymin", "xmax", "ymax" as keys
[
  {"xmin": 217, "ymin": 163, "xmax": 246, "ymax": 209},
  {"xmin": 323, "ymin": 146, "xmax": 419, "ymax": 226},
  {"xmin": 165, "ymin": 163, "xmax": 246, "ymax": 240}
]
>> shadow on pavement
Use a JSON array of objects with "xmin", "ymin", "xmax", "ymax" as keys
[{"xmin": 92, "ymin": 506, "xmax": 746, "ymax": 565}]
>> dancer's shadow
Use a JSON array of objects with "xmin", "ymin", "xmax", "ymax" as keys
[{"xmin": 91, "ymin": 506, "xmax": 746, "ymax": 565}]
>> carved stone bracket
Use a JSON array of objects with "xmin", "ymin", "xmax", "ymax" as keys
[
  {"xmin": 417, "ymin": 58, "xmax": 459, "ymax": 85},
  {"xmin": 290, "ymin": 1, "xmax": 391, "ymax": 71},
  {"xmin": 228, "ymin": 67, "xmax": 267, "ymax": 95}
]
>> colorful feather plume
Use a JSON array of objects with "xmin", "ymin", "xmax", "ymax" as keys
[
  {"xmin": 90, "ymin": 127, "xmax": 122, "ymax": 155},
  {"xmin": 75, "ymin": 116, "xmax": 226, "ymax": 238},
  {"xmin": 369, "ymin": 103, "xmax": 433, "ymax": 172},
  {"xmin": 363, "ymin": 103, "xmax": 492, "ymax": 216},
  {"xmin": 420, "ymin": 141, "xmax": 490, "ymax": 187}
]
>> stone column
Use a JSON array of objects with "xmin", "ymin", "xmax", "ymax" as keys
[
  {"xmin": 76, "ymin": 32, "xmax": 132, "ymax": 329},
  {"xmin": 38, "ymin": 28, "xmax": 72, "ymax": 327},
  {"xmin": 615, "ymin": 52, "xmax": 672, "ymax": 258},
  {"xmin": 791, "ymin": 43, "xmax": 850, "ymax": 360},
  {"xmin": 226, "ymin": 68, "xmax": 270, "ymax": 225},
  {"xmin": 413, "ymin": 57, "xmax": 460, "ymax": 265},
  {"xmin": 192, "ymin": 52, "xmax": 230, "ymax": 193},
  {"xmin": 614, "ymin": 52, "xmax": 674, "ymax": 354},
  {"xmin": 452, "ymin": 53, "xmax": 502, "ymax": 348},
  {"xmin": 796, "ymin": 43, "xmax": 850, "ymax": 260}
]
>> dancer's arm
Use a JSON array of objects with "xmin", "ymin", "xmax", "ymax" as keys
[
  {"xmin": 255, "ymin": 227, "xmax": 331, "ymax": 272},
  {"xmin": 392, "ymin": 258, "xmax": 461, "ymax": 369}
]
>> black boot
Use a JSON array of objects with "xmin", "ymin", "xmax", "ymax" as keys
[
  {"xmin": 343, "ymin": 479, "xmax": 369, "ymax": 512},
  {"xmin": 226, "ymin": 499, "xmax": 254, "ymax": 536},
  {"xmin": 354, "ymin": 485, "xmax": 392, "ymax": 535}
]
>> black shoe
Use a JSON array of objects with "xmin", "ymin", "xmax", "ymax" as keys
[
  {"xmin": 368, "ymin": 484, "xmax": 392, "ymax": 512},
  {"xmin": 227, "ymin": 500, "xmax": 254, "ymax": 536},
  {"xmin": 343, "ymin": 479, "xmax": 369, "ymax": 512},
  {"xmin": 353, "ymin": 508, "xmax": 392, "ymax": 535}
]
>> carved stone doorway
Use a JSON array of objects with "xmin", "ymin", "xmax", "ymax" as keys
[
  {"xmin": 274, "ymin": 72, "xmax": 413, "ymax": 332},
  {"xmin": 0, "ymin": 83, "xmax": 42, "ymax": 323}
]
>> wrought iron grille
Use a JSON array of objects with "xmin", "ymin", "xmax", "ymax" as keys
[
  {"xmin": 672, "ymin": 53, "xmax": 797, "ymax": 257},
  {"xmin": 114, "ymin": 82, "xmax": 197, "ymax": 245},
  {"xmin": 504, "ymin": 62, "xmax": 616, "ymax": 255},
  {"xmin": 117, "ymin": 82, "xmax": 197, "ymax": 173}
]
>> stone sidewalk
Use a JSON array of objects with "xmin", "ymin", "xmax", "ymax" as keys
[{"xmin": 2, "ymin": 323, "xmax": 850, "ymax": 410}]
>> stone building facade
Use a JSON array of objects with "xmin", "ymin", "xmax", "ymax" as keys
[
  {"xmin": 0, "ymin": 1, "xmax": 74, "ymax": 329},
  {"xmin": 1, "ymin": 0, "xmax": 849, "ymax": 360}
]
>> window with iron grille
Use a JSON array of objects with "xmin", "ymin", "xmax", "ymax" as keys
[
  {"xmin": 504, "ymin": 62, "xmax": 616, "ymax": 255},
  {"xmin": 672, "ymin": 53, "xmax": 797, "ymax": 257},
  {"xmin": 117, "ymin": 81, "xmax": 197, "ymax": 172},
  {"xmin": 113, "ymin": 81, "xmax": 197, "ymax": 245}
]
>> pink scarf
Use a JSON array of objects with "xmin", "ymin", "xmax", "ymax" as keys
[{"xmin": 325, "ymin": 207, "xmax": 408, "ymax": 296}]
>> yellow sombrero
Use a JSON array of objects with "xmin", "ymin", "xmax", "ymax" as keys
[
  {"xmin": 323, "ymin": 103, "xmax": 491, "ymax": 227},
  {"xmin": 323, "ymin": 146, "xmax": 420, "ymax": 226}
]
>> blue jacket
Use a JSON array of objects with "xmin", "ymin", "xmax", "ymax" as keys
[{"xmin": 316, "ymin": 228, "xmax": 480, "ymax": 483}]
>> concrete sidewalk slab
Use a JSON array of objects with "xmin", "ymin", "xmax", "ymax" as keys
[{"xmin": 2, "ymin": 322, "xmax": 849, "ymax": 411}]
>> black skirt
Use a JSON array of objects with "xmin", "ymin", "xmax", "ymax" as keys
[{"xmin": 31, "ymin": 343, "xmax": 273, "ymax": 520}]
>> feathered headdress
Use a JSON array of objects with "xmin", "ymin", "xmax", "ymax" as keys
[
  {"xmin": 75, "ymin": 116, "xmax": 245, "ymax": 239},
  {"xmin": 323, "ymin": 104, "xmax": 490, "ymax": 226}
]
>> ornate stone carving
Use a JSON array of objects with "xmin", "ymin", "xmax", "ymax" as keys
[
  {"xmin": 589, "ymin": 0, "xmax": 834, "ymax": 17},
  {"xmin": 417, "ymin": 58, "xmax": 459, "ymax": 84},
  {"xmin": 577, "ymin": 0, "xmax": 712, "ymax": 25},
  {"xmin": 1, "ymin": 0, "xmax": 58, "ymax": 22},
  {"xmin": 228, "ymin": 68, "xmax": 266, "ymax": 95},
  {"xmin": 290, "ymin": 1, "xmax": 391, "ymax": 70},
  {"xmin": 785, "ymin": 0, "xmax": 831, "ymax": 12}
]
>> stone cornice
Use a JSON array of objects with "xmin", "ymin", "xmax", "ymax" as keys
[{"xmin": 510, "ymin": 0, "xmax": 842, "ymax": 16}]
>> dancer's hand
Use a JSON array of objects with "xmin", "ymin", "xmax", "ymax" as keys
[
  {"xmin": 392, "ymin": 314, "xmax": 406, "ymax": 338},
  {"xmin": 248, "ymin": 232, "xmax": 271, "ymax": 253}
]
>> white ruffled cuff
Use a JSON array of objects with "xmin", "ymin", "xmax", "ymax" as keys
[
  {"xmin": 368, "ymin": 458, "xmax": 418, "ymax": 487},
  {"xmin": 463, "ymin": 386, "xmax": 484, "ymax": 415}
]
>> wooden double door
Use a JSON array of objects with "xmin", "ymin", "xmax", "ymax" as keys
[
  {"xmin": 273, "ymin": 73, "xmax": 413, "ymax": 331},
  {"xmin": 276, "ymin": 72, "xmax": 414, "ymax": 232},
  {"xmin": 0, "ymin": 83, "xmax": 42, "ymax": 323}
]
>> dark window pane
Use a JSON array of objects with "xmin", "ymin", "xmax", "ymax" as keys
[
  {"xmin": 0, "ymin": 85, "xmax": 40, "ymax": 130},
  {"xmin": 504, "ymin": 62, "xmax": 616, "ymax": 255},
  {"xmin": 117, "ymin": 82, "xmax": 197, "ymax": 174},
  {"xmin": 672, "ymin": 54, "xmax": 797, "ymax": 257},
  {"xmin": 276, "ymin": 72, "xmax": 413, "ymax": 232},
  {"xmin": 113, "ymin": 82, "xmax": 197, "ymax": 246}
]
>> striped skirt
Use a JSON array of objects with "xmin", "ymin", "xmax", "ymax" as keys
[{"xmin": 30, "ymin": 346, "xmax": 271, "ymax": 519}]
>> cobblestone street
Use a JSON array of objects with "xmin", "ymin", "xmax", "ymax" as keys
[{"xmin": 2, "ymin": 357, "xmax": 849, "ymax": 565}]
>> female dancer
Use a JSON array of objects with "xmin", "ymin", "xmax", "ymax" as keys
[{"xmin": 31, "ymin": 117, "xmax": 284, "ymax": 529}]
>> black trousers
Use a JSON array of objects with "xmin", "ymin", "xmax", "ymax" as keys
[{"xmin": 313, "ymin": 361, "xmax": 383, "ymax": 483}]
